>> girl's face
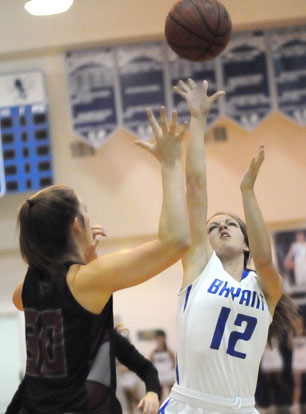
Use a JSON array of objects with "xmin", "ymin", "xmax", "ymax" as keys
[
  {"xmin": 207, "ymin": 214, "xmax": 248, "ymax": 260},
  {"xmin": 156, "ymin": 335, "xmax": 165, "ymax": 349}
]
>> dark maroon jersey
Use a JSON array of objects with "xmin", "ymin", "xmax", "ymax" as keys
[{"xmin": 20, "ymin": 264, "xmax": 118, "ymax": 414}]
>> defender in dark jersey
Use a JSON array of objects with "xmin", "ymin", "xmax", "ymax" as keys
[
  {"xmin": 7, "ymin": 106, "xmax": 191, "ymax": 414},
  {"xmin": 6, "ymin": 329, "xmax": 161, "ymax": 414}
]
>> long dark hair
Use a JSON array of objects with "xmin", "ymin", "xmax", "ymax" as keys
[
  {"xmin": 207, "ymin": 212, "xmax": 299, "ymax": 346},
  {"xmin": 18, "ymin": 185, "xmax": 84, "ymax": 277}
]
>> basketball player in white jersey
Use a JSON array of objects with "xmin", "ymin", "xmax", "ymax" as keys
[{"xmin": 160, "ymin": 79, "xmax": 297, "ymax": 414}]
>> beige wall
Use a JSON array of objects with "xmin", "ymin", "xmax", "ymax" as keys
[
  {"xmin": 1, "ymin": 0, "xmax": 306, "ymax": 58},
  {"xmin": 0, "ymin": 1, "xmax": 306, "ymax": 359}
]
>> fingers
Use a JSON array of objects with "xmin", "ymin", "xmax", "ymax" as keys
[
  {"xmin": 146, "ymin": 107, "xmax": 180, "ymax": 138},
  {"xmin": 159, "ymin": 106, "xmax": 168, "ymax": 135},
  {"xmin": 187, "ymin": 78, "xmax": 197, "ymax": 89},
  {"xmin": 138, "ymin": 393, "xmax": 159, "ymax": 414},
  {"xmin": 174, "ymin": 78, "xmax": 225, "ymax": 110},
  {"xmin": 173, "ymin": 85, "xmax": 186, "ymax": 99},
  {"xmin": 249, "ymin": 157, "xmax": 256, "ymax": 170},
  {"xmin": 202, "ymin": 79, "xmax": 208, "ymax": 94},
  {"xmin": 135, "ymin": 140, "xmax": 154, "ymax": 153},
  {"xmin": 169, "ymin": 110, "xmax": 177, "ymax": 136},
  {"xmin": 91, "ymin": 225, "xmax": 107, "ymax": 238},
  {"xmin": 258, "ymin": 144, "xmax": 265, "ymax": 160},
  {"xmin": 245, "ymin": 145, "xmax": 265, "ymax": 185},
  {"xmin": 253, "ymin": 145, "xmax": 265, "ymax": 168},
  {"xmin": 254, "ymin": 145, "xmax": 265, "ymax": 173},
  {"xmin": 137, "ymin": 399, "xmax": 144, "ymax": 409},
  {"xmin": 179, "ymin": 79, "xmax": 189, "ymax": 92},
  {"xmin": 146, "ymin": 108, "xmax": 161, "ymax": 138},
  {"xmin": 210, "ymin": 90, "xmax": 225, "ymax": 105},
  {"xmin": 174, "ymin": 78, "xmax": 198, "ymax": 97},
  {"xmin": 138, "ymin": 401, "xmax": 158, "ymax": 414}
]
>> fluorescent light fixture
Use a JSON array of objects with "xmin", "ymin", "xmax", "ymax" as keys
[{"xmin": 24, "ymin": 0, "xmax": 74, "ymax": 16}]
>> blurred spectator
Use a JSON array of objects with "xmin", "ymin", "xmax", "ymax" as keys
[
  {"xmin": 149, "ymin": 330, "xmax": 175, "ymax": 402},
  {"xmin": 291, "ymin": 317, "xmax": 306, "ymax": 414},
  {"xmin": 284, "ymin": 231, "xmax": 306, "ymax": 287},
  {"xmin": 256, "ymin": 333, "xmax": 294, "ymax": 414},
  {"xmin": 115, "ymin": 326, "xmax": 161, "ymax": 414}
]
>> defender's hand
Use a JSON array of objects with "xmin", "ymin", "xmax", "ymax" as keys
[{"xmin": 136, "ymin": 106, "xmax": 188, "ymax": 165}]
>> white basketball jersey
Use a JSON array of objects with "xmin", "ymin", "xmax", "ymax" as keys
[{"xmin": 176, "ymin": 252, "xmax": 272, "ymax": 399}]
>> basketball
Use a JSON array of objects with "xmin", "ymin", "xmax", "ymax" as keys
[{"xmin": 165, "ymin": 0, "xmax": 232, "ymax": 62}]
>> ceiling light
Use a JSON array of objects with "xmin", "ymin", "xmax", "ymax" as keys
[{"xmin": 24, "ymin": 0, "xmax": 74, "ymax": 16}]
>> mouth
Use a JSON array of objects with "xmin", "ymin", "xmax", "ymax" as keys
[{"xmin": 220, "ymin": 231, "xmax": 230, "ymax": 239}]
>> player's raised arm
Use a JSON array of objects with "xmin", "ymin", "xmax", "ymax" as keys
[
  {"xmin": 174, "ymin": 79, "xmax": 224, "ymax": 288},
  {"xmin": 240, "ymin": 145, "xmax": 283, "ymax": 310},
  {"xmin": 69, "ymin": 106, "xmax": 191, "ymax": 313}
]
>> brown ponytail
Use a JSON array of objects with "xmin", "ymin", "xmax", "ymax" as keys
[
  {"xmin": 18, "ymin": 185, "xmax": 84, "ymax": 280},
  {"xmin": 267, "ymin": 293, "xmax": 299, "ymax": 347}
]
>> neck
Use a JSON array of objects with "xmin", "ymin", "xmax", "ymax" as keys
[
  {"xmin": 69, "ymin": 237, "xmax": 86, "ymax": 264},
  {"xmin": 220, "ymin": 255, "xmax": 244, "ymax": 282},
  {"xmin": 64, "ymin": 251, "xmax": 84, "ymax": 265}
]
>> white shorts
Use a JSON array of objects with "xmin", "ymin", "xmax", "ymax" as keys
[{"xmin": 160, "ymin": 384, "xmax": 259, "ymax": 414}]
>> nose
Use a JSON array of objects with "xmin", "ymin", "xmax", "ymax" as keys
[{"xmin": 219, "ymin": 223, "xmax": 228, "ymax": 232}]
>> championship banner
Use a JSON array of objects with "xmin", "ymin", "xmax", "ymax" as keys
[
  {"xmin": 0, "ymin": 70, "xmax": 53, "ymax": 194},
  {"xmin": 65, "ymin": 48, "xmax": 118, "ymax": 148},
  {"xmin": 167, "ymin": 46, "xmax": 221, "ymax": 127},
  {"xmin": 116, "ymin": 42, "xmax": 166, "ymax": 139},
  {"xmin": 270, "ymin": 27, "xmax": 306, "ymax": 126},
  {"xmin": 221, "ymin": 31, "xmax": 272, "ymax": 131},
  {"xmin": 65, "ymin": 25, "xmax": 306, "ymax": 140}
]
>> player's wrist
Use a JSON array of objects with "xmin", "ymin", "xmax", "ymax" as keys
[{"xmin": 190, "ymin": 114, "xmax": 207, "ymax": 127}]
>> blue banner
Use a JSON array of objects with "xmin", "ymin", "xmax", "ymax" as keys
[
  {"xmin": 167, "ymin": 46, "xmax": 220, "ymax": 127},
  {"xmin": 116, "ymin": 43, "xmax": 166, "ymax": 139},
  {"xmin": 66, "ymin": 48, "xmax": 117, "ymax": 148},
  {"xmin": 221, "ymin": 32, "xmax": 272, "ymax": 130},
  {"xmin": 271, "ymin": 27, "xmax": 306, "ymax": 126},
  {"xmin": 65, "ymin": 26, "xmax": 306, "ymax": 139}
]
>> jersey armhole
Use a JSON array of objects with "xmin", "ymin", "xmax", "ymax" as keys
[
  {"xmin": 177, "ymin": 251, "xmax": 217, "ymax": 296},
  {"xmin": 65, "ymin": 264, "xmax": 99, "ymax": 315}
]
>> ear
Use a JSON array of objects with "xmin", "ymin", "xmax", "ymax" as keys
[
  {"xmin": 72, "ymin": 216, "xmax": 82, "ymax": 234},
  {"xmin": 243, "ymin": 243, "xmax": 250, "ymax": 253}
]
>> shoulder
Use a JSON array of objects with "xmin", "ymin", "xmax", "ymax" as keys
[
  {"xmin": 13, "ymin": 280, "xmax": 25, "ymax": 311},
  {"xmin": 181, "ymin": 250, "xmax": 217, "ymax": 291},
  {"xmin": 66, "ymin": 264, "xmax": 111, "ymax": 314}
]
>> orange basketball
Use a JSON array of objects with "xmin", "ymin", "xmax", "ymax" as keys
[{"xmin": 165, "ymin": 0, "xmax": 232, "ymax": 61}]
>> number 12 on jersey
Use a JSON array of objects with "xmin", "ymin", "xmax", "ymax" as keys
[{"xmin": 210, "ymin": 306, "xmax": 257, "ymax": 359}]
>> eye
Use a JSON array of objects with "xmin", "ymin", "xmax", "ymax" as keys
[
  {"xmin": 228, "ymin": 221, "xmax": 237, "ymax": 227},
  {"xmin": 208, "ymin": 225, "xmax": 217, "ymax": 233}
]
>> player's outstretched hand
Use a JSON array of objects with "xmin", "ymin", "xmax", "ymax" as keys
[
  {"xmin": 174, "ymin": 78, "xmax": 224, "ymax": 119},
  {"xmin": 240, "ymin": 145, "xmax": 265, "ymax": 192},
  {"xmin": 135, "ymin": 106, "xmax": 188, "ymax": 165},
  {"xmin": 137, "ymin": 391, "xmax": 159, "ymax": 414},
  {"xmin": 84, "ymin": 225, "xmax": 107, "ymax": 263}
]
